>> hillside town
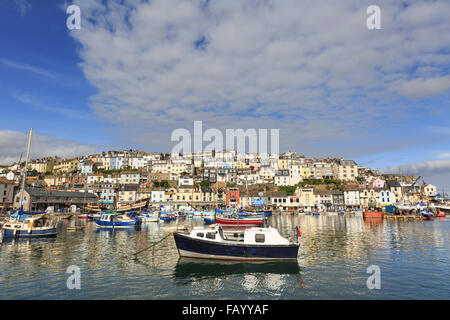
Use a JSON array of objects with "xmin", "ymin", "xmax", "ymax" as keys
[{"xmin": 0, "ymin": 149, "xmax": 442, "ymax": 214}]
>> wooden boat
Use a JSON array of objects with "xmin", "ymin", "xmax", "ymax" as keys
[
  {"xmin": 173, "ymin": 225, "xmax": 299, "ymax": 261},
  {"xmin": 215, "ymin": 216, "xmax": 264, "ymax": 227}
]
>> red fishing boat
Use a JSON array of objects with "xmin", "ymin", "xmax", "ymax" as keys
[
  {"xmin": 215, "ymin": 217, "xmax": 264, "ymax": 227},
  {"xmin": 363, "ymin": 211, "xmax": 384, "ymax": 218}
]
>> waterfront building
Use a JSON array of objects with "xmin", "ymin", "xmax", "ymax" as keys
[
  {"xmin": 226, "ymin": 188, "xmax": 240, "ymax": 208},
  {"xmin": 13, "ymin": 187, "xmax": 98, "ymax": 211},
  {"xmin": 314, "ymin": 190, "xmax": 334, "ymax": 211},
  {"xmin": 359, "ymin": 188, "xmax": 380, "ymax": 208},
  {"xmin": 386, "ymin": 180, "xmax": 402, "ymax": 203},
  {"xmin": 379, "ymin": 189, "xmax": 393, "ymax": 206},
  {"xmin": 296, "ymin": 187, "xmax": 314, "ymax": 212},
  {"xmin": 343, "ymin": 188, "xmax": 361, "ymax": 209},
  {"xmin": 150, "ymin": 189, "xmax": 165, "ymax": 203},
  {"xmin": 331, "ymin": 191, "xmax": 345, "ymax": 211}
]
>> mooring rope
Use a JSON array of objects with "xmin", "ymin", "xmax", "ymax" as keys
[{"xmin": 133, "ymin": 233, "xmax": 171, "ymax": 256}]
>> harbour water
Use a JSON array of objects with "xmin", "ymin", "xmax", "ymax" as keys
[{"xmin": 0, "ymin": 215, "xmax": 449, "ymax": 299}]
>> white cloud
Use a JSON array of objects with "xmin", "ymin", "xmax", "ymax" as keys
[
  {"xmin": 0, "ymin": 58, "xmax": 55, "ymax": 79},
  {"xmin": 67, "ymin": 0, "xmax": 450, "ymax": 155},
  {"xmin": 0, "ymin": 130, "xmax": 99, "ymax": 165},
  {"xmin": 395, "ymin": 75, "xmax": 450, "ymax": 98}
]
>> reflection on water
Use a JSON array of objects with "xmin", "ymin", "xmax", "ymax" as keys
[
  {"xmin": 174, "ymin": 258, "xmax": 301, "ymax": 281},
  {"xmin": 0, "ymin": 215, "xmax": 449, "ymax": 299}
]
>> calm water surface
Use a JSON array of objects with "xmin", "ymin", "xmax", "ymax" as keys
[{"xmin": 0, "ymin": 215, "xmax": 449, "ymax": 299}]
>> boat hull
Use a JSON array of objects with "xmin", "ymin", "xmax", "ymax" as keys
[
  {"xmin": 93, "ymin": 218, "xmax": 138, "ymax": 228},
  {"xmin": 174, "ymin": 233, "xmax": 299, "ymax": 261},
  {"xmin": 2, "ymin": 227, "xmax": 57, "ymax": 238},
  {"xmin": 363, "ymin": 211, "xmax": 384, "ymax": 218}
]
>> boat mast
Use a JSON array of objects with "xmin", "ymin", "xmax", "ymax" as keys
[{"xmin": 19, "ymin": 128, "xmax": 33, "ymax": 210}]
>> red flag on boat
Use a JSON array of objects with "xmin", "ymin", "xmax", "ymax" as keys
[{"xmin": 296, "ymin": 226, "xmax": 301, "ymax": 237}]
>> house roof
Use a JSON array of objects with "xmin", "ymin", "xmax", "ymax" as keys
[
  {"xmin": 25, "ymin": 187, "xmax": 98, "ymax": 198},
  {"xmin": 386, "ymin": 180, "xmax": 401, "ymax": 188}
]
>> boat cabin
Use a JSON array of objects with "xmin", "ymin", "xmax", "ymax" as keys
[{"xmin": 188, "ymin": 226, "xmax": 291, "ymax": 245}]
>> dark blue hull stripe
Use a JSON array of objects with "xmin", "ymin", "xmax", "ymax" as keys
[
  {"xmin": 2, "ymin": 228, "xmax": 57, "ymax": 238},
  {"xmin": 174, "ymin": 233, "xmax": 299, "ymax": 260}
]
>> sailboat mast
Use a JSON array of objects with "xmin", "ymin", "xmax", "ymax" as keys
[{"xmin": 19, "ymin": 128, "xmax": 33, "ymax": 210}]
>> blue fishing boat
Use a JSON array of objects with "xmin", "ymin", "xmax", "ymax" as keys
[
  {"xmin": 174, "ymin": 225, "xmax": 299, "ymax": 261},
  {"xmin": 159, "ymin": 212, "xmax": 175, "ymax": 222},
  {"xmin": 94, "ymin": 211, "xmax": 142, "ymax": 228},
  {"xmin": 2, "ymin": 211, "xmax": 57, "ymax": 238}
]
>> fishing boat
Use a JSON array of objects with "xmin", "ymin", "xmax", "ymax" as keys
[
  {"xmin": 93, "ymin": 211, "xmax": 142, "ymax": 228},
  {"xmin": 215, "ymin": 216, "xmax": 265, "ymax": 227},
  {"xmin": 2, "ymin": 212, "xmax": 57, "ymax": 238},
  {"xmin": 363, "ymin": 210, "xmax": 384, "ymax": 218},
  {"xmin": 173, "ymin": 225, "xmax": 299, "ymax": 261},
  {"xmin": 78, "ymin": 214, "xmax": 89, "ymax": 219},
  {"xmin": 87, "ymin": 213, "xmax": 101, "ymax": 221},
  {"xmin": 159, "ymin": 211, "xmax": 176, "ymax": 222}
]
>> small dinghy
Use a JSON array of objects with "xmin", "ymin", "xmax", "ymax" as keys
[{"xmin": 173, "ymin": 225, "xmax": 299, "ymax": 261}]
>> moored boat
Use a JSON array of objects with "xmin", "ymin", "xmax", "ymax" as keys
[
  {"xmin": 173, "ymin": 225, "xmax": 299, "ymax": 261},
  {"xmin": 2, "ymin": 213, "xmax": 57, "ymax": 238},
  {"xmin": 363, "ymin": 210, "xmax": 384, "ymax": 218},
  {"xmin": 215, "ymin": 216, "xmax": 264, "ymax": 227},
  {"xmin": 94, "ymin": 211, "xmax": 142, "ymax": 228}
]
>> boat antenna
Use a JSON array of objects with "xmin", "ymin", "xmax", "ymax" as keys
[{"xmin": 19, "ymin": 128, "xmax": 33, "ymax": 211}]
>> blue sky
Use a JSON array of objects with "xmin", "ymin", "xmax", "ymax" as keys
[{"xmin": 0, "ymin": 0, "xmax": 450, "ymax": 191}]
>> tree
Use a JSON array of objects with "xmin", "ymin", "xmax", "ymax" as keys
[{"xmin": 200, "ymin": 180, "xmax": 211, "ymax": 188}]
